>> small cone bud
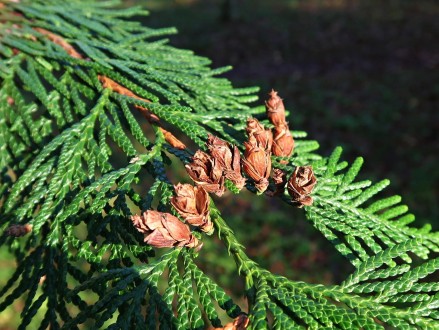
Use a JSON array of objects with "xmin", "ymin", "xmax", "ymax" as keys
[
  {"xmin": 5, "ymin": 224, "xmax": 33, "ymax": 237},
  {"xmin": 131, "ymin": 211, "xmax": 199, "ymax": 248},
  {"xmin": 287, "ymin": 166, "xmax": 317, "ymax": 207}
]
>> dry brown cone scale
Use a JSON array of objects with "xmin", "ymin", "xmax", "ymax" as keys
[
  {"xmin": 245, "ymin": 118, "xmax": 273, "ymax": 152},
  {"xmin": 267, "ymin": 167, "xmax": 288, "ymax": 197}
]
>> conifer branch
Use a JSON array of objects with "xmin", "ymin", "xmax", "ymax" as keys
[
  {"xmin": 33, "ymin": 24, "xmax": 187, "ymax": 150},
  {"xmin": 0, "ymin": 0, "xmax": 437, "ymax": 329}
]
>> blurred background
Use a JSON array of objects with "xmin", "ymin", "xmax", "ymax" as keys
[{"xmin": 125, "ymin": 0, "xmax": 438, "ymax": 287}]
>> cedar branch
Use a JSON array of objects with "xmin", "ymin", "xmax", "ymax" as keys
[{"xmin": 33, "ymin": 27, "xmax": 186, "ymax": 149}]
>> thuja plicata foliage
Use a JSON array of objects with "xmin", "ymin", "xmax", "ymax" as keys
[{"xmin": 0, "ymin": 0, "xmax": 438, "ymax": 329}]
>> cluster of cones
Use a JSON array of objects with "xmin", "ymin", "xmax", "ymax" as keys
[
  {"xmin": 130, "ymin": 90, "xmax": 317, "ymax": 250},
  {"xmin": 185, "ymin": 90, "xmax": 296, "ymax": 195},
  {"xmin": 130, "ymin": 131, "xmax": 249, "ymax": 249},
  {"xmin": 5, "ymin": 91, "xmax": 316, "ymax": 250},
  {"xmin": 242, "ymin": 90, "xmax": 317, "ymax": 205},
  {"xmin": 184, "ymin": 90, "xmax": 316, "ymax": 202},
  {"xmin": 130, "ymin": 131, "xmax": 245, "ymax": 249}
]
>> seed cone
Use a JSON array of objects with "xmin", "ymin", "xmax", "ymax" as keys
[
  {"xmin": 287, "ymin": 166, "xmax": 317, "ymax": 207},
  {"xmin": 272, "ymin": 123, "xmax": 295, "ymax": 158},
  {"xmin": 185, "ymin": 150, "xmax": 225, "ymax": 196},
  {"xmin": 171, "ymin": 183, "xmax": 213, "ymax": 234},
  {"xmin": 206, "ymin": 135, "xmax": 246, "ymax": 190},
  {"xmin": 131, "ymin": 210, "xmax": 199, "ymax": 248},
  {"xmin": 242, "ymin": 141, "xmax": 271, "ymax": 193},
  {"xmin": 5, "ymin": 224, "xmax": 33, "ymax": 237},
  {"xmin": 265, "ymin": 89, "xmax": 286, "ymax": 126},
  {"xmin": 246, "ymin": 118, "xmax": 273, "ymax": 151},
  {"xmin": 265, "ymin": 90, "xmax": 295, "ymax": 161},
  {"xmin": 267, "ymin": 168, "xmax": 287, "ymax": 196}
]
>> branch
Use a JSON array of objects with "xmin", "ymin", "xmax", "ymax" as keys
[{"xmin": 33, "ymin": 26, "xmax": 186, "ymax": 150}]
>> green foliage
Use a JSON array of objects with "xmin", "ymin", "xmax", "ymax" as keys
[{"xmin": 0, "ymin": 0, "xmax": 438, "ymax": 329}]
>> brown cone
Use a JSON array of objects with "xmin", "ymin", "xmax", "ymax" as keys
[
  {"xmin": 206, "ymin": 135, "xmax": 246, "ymax": 190},
  {"xmin": 242, "ymin": 141, "xmax": 271, "ymax": 193},
  {"xmin": 131, "ymin": 211, "xmax": 199, "ymax": 248},
  {"xmin": 265, "ymin": 89, "xmax": 287, "ymax": 126},
  {"xmin": 185, "ymin": 150, "xmax": 225, "ymax": 196},
  {"xmin": 287, "ymin": 166, "xmax": 317, "ymax": 207},
  {"xmin": 171, "ymin": 184, "xmax": 213, "ymax": 234},
  {"xmin": 272, "ymin": 123, "xmax": 295, "ymax": 158}
]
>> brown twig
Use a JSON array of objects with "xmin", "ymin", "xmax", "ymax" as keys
[
  {"xmin": 97, "ymin": 75, "xmax": 186, "ymax": 149},
  {"xmin": 33, "ymin": 27, "xmax": 82, "ymax": 59},
  {"xmin": 33, "ymin": 27, "xmax": 186, "ymax": 149},
  {"xmin": 97, "ymin": 75, "xmax": 159, "ymax": 123}
]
